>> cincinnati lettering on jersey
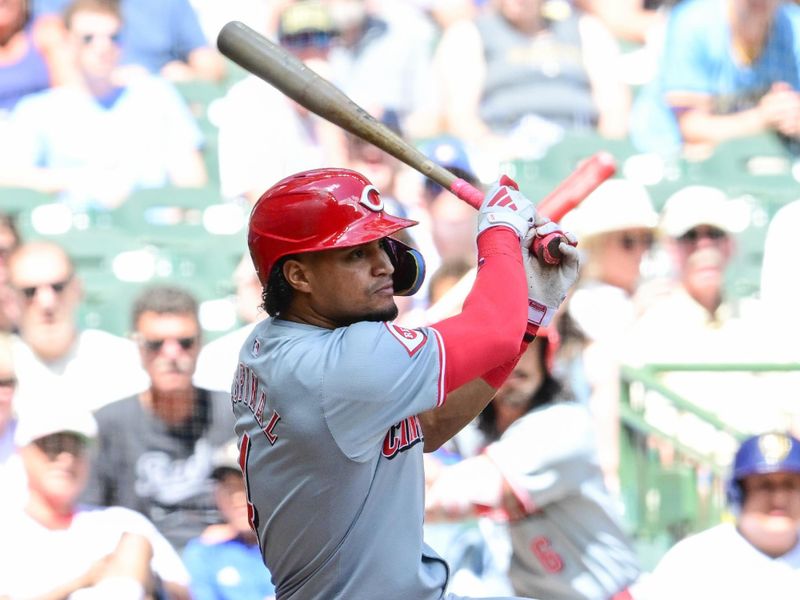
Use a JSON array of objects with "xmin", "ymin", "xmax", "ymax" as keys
[
  {"xmin": 231, "ymin": 363, "xmax": 280, "ymax": 444},
  {"xmin": 382, "ymin": 415, "xmax": 423, "ymax": 459}
]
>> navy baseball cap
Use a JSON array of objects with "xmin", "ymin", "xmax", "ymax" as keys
[
  {"xmin": 419, "ymin": 136, "xmax": 474, "ymax": 177},
  {"xmin": 418, "ymin": 136, "xmax": 477, "ymax": 196}
]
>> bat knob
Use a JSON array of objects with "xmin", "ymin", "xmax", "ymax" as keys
[{"xmin": 532, "ymin": 232, "xmax": 564, "ymax": 265}]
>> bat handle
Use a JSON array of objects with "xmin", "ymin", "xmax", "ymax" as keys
[
  {"xmin": 450, "ymin": 178, "xmax": 483, "ymax": 209},
  {"xmin": 532, "ymin": 233, "xmax": 566, "ymax": 265},
  {"xmin": 449, "ymin": 177, "xmax": 567, "ymax": 265}
]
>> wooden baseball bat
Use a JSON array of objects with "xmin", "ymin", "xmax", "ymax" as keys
[{"xmin": 216, "ymin": 21, "xmax": 615, "ymax": 262}]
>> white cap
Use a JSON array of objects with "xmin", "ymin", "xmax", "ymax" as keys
[
  {"xmin": 14, "ymin": 402, "xmax": 97, "ymax": 447},
  {"xmin": 660, "ymin": 185, "xmax": 739, "ymax": 238},
  {"xmin": 211, "ymin": 438, "xmax": 242, "ymax": 479},
  {"xmin": 560, "ymin": 178, "xmax": 658, "ymax": 239}
]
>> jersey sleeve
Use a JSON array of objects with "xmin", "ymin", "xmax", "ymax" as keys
[
  {"xmin": 484, "ymin": 404, "xmax": 597, "ymax": 509},
  {"xmin": 321, "ymin": 321, "xmax": 444, "ymax": 461}
]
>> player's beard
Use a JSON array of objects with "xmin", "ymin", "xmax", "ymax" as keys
[{"xmin": 337, "ymin": 303, "xmax": 399, "ymax": 327}]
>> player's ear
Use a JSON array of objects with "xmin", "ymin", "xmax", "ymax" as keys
[{"xmin": 283, "ymin": 258, "xmax": 312, "ymax": 294}]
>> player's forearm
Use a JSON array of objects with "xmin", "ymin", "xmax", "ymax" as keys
[
  {"xmin": 430, "ymin": 227, "xmax": 528, "ymax": 393},
  {"xmin": 420, "ymin": 378, "xmax": 496, "ymax": 451}
]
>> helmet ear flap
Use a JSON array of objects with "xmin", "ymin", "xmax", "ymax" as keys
[{"xmin": 383, "ymin": 238, "xmax": 426, "ymax": 297}]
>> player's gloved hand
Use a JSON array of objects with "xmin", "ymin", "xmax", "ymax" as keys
[
  {"xmin": 477, "ymin": 175, "xmax": 536, "ymax": 240},
  {"xmin": 521, "ymin": 217, "xmax": 579, "ymax": 338}
]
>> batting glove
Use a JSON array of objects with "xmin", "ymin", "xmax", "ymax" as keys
[
  {"xmin": 522, "ymin": 218, "xmax": 579, "ymax": 336},
  {"xmin": 477, "ymin": 175, "xmax": 536, "ymax": 240}
]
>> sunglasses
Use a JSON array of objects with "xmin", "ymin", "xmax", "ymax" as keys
[
  {"xmin": 141, "ymin": 336, "xmax": 198, "ymax": 353},
  {"xmin": 617, "ymin": 232, "xmax": 654, "ymax": 251},
  {"xmin": 33, "ymin": 432, "xmax": 89, "ymax": 460},
  {"xmin": 0, "ymin": 377, "xmax": 17, "ymax": 389},
  {"xmin": 678, "ymin": 226, "xmax": 727, "ymax": 244},
  {"xmin": 18, "ymin": 276, "xmax": 72, "ymax": 300},
  {"xmin": 79, "ymin": 31, "xmax": 122, "ymax": 45}
]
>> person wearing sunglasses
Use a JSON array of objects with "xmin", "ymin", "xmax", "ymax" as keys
[
  {"xmin": 7, "ymin": 241, "xmax": 148, "ymax": 417},
  {"xmin": 555, "ymin": 178, "xmax": 658, "ymax": 495},
  {"xmin": 0, "ymin": 401, "xmax": 191, "ymax": 599},
  {"xmin": 624, "ymin": 185, "xmax": 794, "ymax": 465},
  {"xmin": 82, "ymin": 285, "xmax": 236, "ymax": 553},
  {"xmin": 0, "ymin": 0, "xmax": 207, "ymax": 210}
]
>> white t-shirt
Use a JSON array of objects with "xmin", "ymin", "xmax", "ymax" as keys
[
  {"xmin": 645, "ymin": 523, "xmax": 800, "ymax": 600},
  {"xmin": 194, "ymin": 322, "xmax": 256, "ymax": 392},
  {"xmin": 0, "ymin": 505, "xmax": 190, "ymax": 597},
  {"xmin": 12, "ymin": 329, "xmax": 149, "ymax": 416}
]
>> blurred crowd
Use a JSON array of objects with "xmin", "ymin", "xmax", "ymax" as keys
[{"xmin": 2, "ymin": 0, "xmax": 800, "ymax": 598}]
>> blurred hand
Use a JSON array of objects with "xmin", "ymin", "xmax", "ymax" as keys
[{"xmin": 758, "ymin": 82, "xmax": 800, "ymax": 138}]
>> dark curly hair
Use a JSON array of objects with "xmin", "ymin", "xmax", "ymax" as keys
[{"xmin": 262, "ymin": 256, "xmax": 295, "ymax": 317}]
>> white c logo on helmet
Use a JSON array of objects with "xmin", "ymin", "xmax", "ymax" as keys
[{"xmin": 359, "ymin": 185, "xmax": 384, "ymax": 212}]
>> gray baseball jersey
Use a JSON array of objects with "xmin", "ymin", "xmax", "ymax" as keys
[
  {"xmin": 232, "ymin": 317, "xmax": 452, "ymax": 599},
  {"xmin": 485, "ymin": 402, "xmax": 640, "ymax": 600}
]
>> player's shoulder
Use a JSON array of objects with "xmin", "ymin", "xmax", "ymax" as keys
[{"xmin": 340, "ymin": 321, "xmax": 433, "ymax": 359}]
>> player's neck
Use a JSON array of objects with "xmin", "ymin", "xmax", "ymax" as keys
[
  {"xmin": 141, "ymin": 387, "xmax": 197, "ymax": 425},
  {"xmin": 280, "ymin": 304, "xmax": 338, "ymax": 330}
]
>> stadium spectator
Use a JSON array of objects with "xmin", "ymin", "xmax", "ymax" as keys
[
  {"xmin": 0, "ymin": 402, "xmax": 191, "ymax": 599},
  {"xmin": 0, "ymin": 0, "xmax": 71, "ymax": 113},
  {"xmin": 558, "ymin": 178, "xmax": 659, "ymax": 491},
  {"xmin": 217, "ymin": 0, "xmax": 347, "ymax": 204},
  {"xmin": 82, "ymin": 285, "xmax": 236, "ymax": 551},
  {"xmin": 33, "ymin": 0, "xmax": 225, "ymax": 82},
  {"xmin": 425, "ymin": 337, "xmax": 641, "ymax": 599},
  {"xmin": 630, "ymin": 0, "xmax": 800, "ymax": 157},
  {"xmin": 325, "ymin": 0, "xmax": 439, "ymax": 137},
  {"xmin": 7, "ymin": 241, "xmax": 147, "ymax": 416},
  {"xmin": 643, "ymin": 432, "xmax": 800, "ymax": 599},
  {"xmin": 0, "ymin": 0, "xmax": 207, "ymax": 210},
  {"xmin": 624, "ymin": 186, "xmax": 797, "ymax": 460},
  {"xmin": 422, "ymin": 136, "xmax": 482, "ymax": 270},
  {"xmin": 434, "ymin": 0, "xmax": 630, "ymax": 161},
  {"xmin": 0, "ymin": 213, "xmax": 20, "ymax": 333},
  {"xmin": 182, "ymin": 438, "xmax": 276, "ymax": 600}
]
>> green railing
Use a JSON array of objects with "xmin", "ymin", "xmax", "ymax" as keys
[{"xmin": 617, "ymin": 362, "xmax": 800, "ymax": 569}]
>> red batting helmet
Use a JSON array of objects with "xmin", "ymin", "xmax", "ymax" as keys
[{"xmin": 249, "ymin": 168, "xmax": 425, "ymax": 295}]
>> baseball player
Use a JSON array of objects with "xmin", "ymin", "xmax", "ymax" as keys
[
  {"xmin": 230, "ymin": 167, "xmax": 579, "ymax": 599},
  {"xmin": 425, "ymin": 337, "xmax": 641, "ymax": 600},
  {"xmin": 643, "ymin": 432, "xmax": 800, "ymax": 600}
]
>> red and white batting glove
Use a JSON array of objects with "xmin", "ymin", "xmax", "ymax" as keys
[
  {"xmin": 477, "ymin": 175, "xmax": 536, "ymax": 240},
  {"xmin": 522, "ymin": 218, "xmax": 579, "ymax": 339}
]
